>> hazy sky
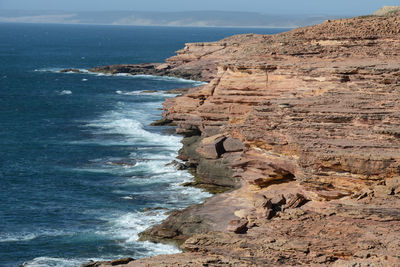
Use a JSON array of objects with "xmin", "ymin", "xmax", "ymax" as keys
[{"xmin": 0, "ymin": 0, "xmax": 398, "ymax": 15}]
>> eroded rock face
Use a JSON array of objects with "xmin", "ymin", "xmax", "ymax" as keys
[
  {"xmin": 117, "ymin": 11, "xmax": 400, "ymax": 267},
  {"xmin": 162, "ymin": 12, "xmax": 400, "ymax": 198}
]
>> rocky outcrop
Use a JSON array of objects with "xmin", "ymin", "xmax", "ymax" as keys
[
  {"xmin": 86, "ymin": 46, "xmax": 223, "ymax": 82},
  {"xmin": 88, "ymin": 63, "xmax": 210, "ymax": 82},
  {"xmin": 98, "ymin": 10, "xmax": 400, "ymax": 267}
]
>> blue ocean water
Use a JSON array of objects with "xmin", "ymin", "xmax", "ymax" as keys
[{"xmin": 0, "ymin": 23, "xmax": 288, "ymax": 267}]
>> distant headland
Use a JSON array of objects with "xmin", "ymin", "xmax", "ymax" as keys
[{"xmin": 0, "ymin": 10, "xmax": 345, "ymax": 28}]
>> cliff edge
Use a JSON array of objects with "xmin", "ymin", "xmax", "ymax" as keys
[{"xmin": 91, "ymin": 10, "xmax": 400, "ymax": 267}]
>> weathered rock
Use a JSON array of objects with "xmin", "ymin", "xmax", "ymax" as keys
[
  {"xmin": 227, "ymin": 219, "xmax": 248, "ymax": 234},
  {"xmin": 270, "ymin": 194, "xmax": 286, "ymax": 207},
  {"xmin": 139, "ymin": 188, "xmax": 253, "ymax": 244},
  {"xmin": 196, "ymin": 135, "xmax": 226, "ymax": 159},
  {"xmin": 284, "ymin": 194, "xmax": 308, "ymax": 210},
  {"xmin": 252, "ymin": 194, "xmax": 272, "ymax": 209},
  {"xmin": 195, "ymin": 158, "xmax": 235, "ymax": 187},
  {"xmin": 256, "ymin": 207, "xmax": 274, "ymax": 220},
  {"xmin": 386, "ymin": 176, "xmax": 400, "ymax": 193},
  {"xmin": 373, "ymin": 185, "xmax": 393, "ymax": 197},
  {"xmin": 223, "ymin": 137, "xmax": 244, "ymax": 152}
]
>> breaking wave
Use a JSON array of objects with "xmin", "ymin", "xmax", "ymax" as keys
[{"xmin": 33, "ymin": 68, "xmax": 207, "ymax": 86}]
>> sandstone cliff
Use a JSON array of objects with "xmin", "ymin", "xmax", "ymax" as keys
[{"xmin": 93, "ymin": 11, "xmax": 400, "ymax": 267}]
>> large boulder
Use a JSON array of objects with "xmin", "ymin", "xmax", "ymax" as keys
[{"xmin": 223, "ymin": 137, "xmax": 244, "ymax": 152}]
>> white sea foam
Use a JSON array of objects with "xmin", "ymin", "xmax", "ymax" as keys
[
  {"xmin": 21, "ymin": 257, "xmax": 83, "ymax": 267},
  {"xmin": 130, "ymin": 160, "xmax": 173, "ymax": 175},
  {"xmin": 96, "ymin": 210, "xmax": 181, "ymax": 257},
  {"xmin": 115, "ymin": 90, "xmax": 175, "ymax": 97},
  {"xmin": 93, "ymin": 72, "xmax": 108, "ymax": 76},
  {"xmin": 73, "ymin": 102, "xmax": 183, "ymax": 174},
  {"xmin": 34, "ymin": 68, "xmax": 89, "ymax": 74},
  {"xmin": 34, "ymin": 68, "xmax": 62, "ymax": 73},
  {"xmin": 82, "ymin": 71, "xmax": 205, "ymax": 86},
  {"xmin": 74, "ymin": 127, "xmax": 210, "ymax": 256},
  {"xmin": 85, "ymin": 116, "xmax": 181, "ymax": 148},
  {"xmin": 114, "ymin": 73, "xmax": 132, "ymax": 77},
  {"xmin": 0, "ymin": 229, "xmax": 71, "ymax": 243},
  {"xmin": 120, "ymin": 157, "xmax": 210, "ymax": 202},
  {"xmin": 33, "ymin": 67, "xmax": 207, "ymax": 86},
  {"xmin": 94, "ymin": 168, "xmax": 210, "ymax": 255},
  {"xmin": 120, "ymin": 196, "xmax": 133, "ymax": 200},
  {"xmin": 0, "ymin": 233, "xmax": 37, "ymax": 242},
  {"xmin": 22, "ymin": 257, "xmax": 112, "ymax": 267},
  {"xmin": 128, "ymin": 74, "xmax": 207, "ymax": 85},
  {"xmin": 90, "ymin": 72, "xmax": 207, "ymax": 86},
  {"xmin": 82, "ymin": 78, "xmax": 88, "ymax": 82},
  {"xmin": 61, "ymin": 71, "xmax": 210, "ymax": 261},
  {"xmin": 58, "ymin": 90, "xmax": 72, "ymax": 95},
  {"xmin": 75, "ymin": 155, "xmax": 174, "ymax": 176}
]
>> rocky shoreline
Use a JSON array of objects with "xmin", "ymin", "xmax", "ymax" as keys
[{"xmin": 84, "ymin": 9, "xmax": 400, "ymax": 267}]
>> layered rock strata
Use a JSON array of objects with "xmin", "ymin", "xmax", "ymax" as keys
[{"xmin": 94, "ymin": 11, "xmax": 400, "ymax": 267}]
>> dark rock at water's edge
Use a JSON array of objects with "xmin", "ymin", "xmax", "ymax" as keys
[
  {"xmin": 138, "ymin": 203, "xmax": 212, "ymax": 246},
  {"xmin": 138, "ymin": 190, "xmax": 243, "ymax": 247},
  {"xmin": 178, "ymin": 136, "xmax": 237, "ymax": 188},
  {"xmin": 181, "ymin": 179, "xmax": 232, "ymax": 195},
  {"xmin": 89, "ymin": 63, "xmax": 167, "ymax": 76},
  {"xmin": 165, "ymin": 87, "xmax": 192, "ymax": 95},
  {"xmin": 138, "ymin": 133, "xmax": 238, "ymax": 244},
  {"xmin": 81, "ymin": 258, "xmax": 135, "ymax": 267},
  {"xmin": 150, "ymin": 118, "xmax": 176, "ymax": 127},
  {"xmin": 59, "ymin": 68, "xmax": 86, "ymax": 73},
  {"xmin": 88, "ymin": 63, "xmax": 212, "ymax": 82},
  {"xmin": 165, "ymin": 159, "xmax": 188, "ymax": 170}
]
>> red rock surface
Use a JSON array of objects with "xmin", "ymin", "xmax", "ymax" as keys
[{"xmin": 116, "ymin": 11, "xmax": 400, "ymax": 267}]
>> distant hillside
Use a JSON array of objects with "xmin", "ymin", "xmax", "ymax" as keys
[
  {"xmin": 373, "ymin": 6, "xmax": 400, "ymax": 16},
  {"xmin": 0, "ymin": 10, "xmax": 342, "ymax": 28}
]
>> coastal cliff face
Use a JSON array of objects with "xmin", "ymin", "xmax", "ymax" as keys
[
  {"xmin": 161, "ymin": 14, "xmax": 400, "ymax": 199},
  {"xmin": 95, "ymin": 12, "xmax": 400, "ymax": 267}
]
